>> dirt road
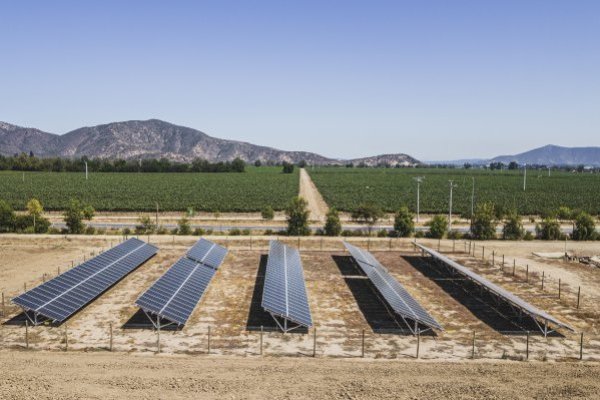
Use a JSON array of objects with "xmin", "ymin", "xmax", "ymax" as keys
[
  {"xmin": 0, "ymin": 351, "xmax": 598, "ymax": 400},
  {"xmin": 299, "ymin": 168, "xmax": 329, "ymax": 222}
]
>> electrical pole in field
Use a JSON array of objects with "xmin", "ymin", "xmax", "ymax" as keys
[
  {"xmin": 155, "ymin": 202, "xmax": 159, "ymax": 227},
  {"xmin": 413, "ymin": 177, "xmax": 424, "ymax": 223},
  {"xmin": 448, "ymin": 180, "xmax": 457, "ymax": 231},
  {"xmin": 84, "ymin": 161, "xmax": 88, "ymax": 180},
  {"xmin": 523, "ymin": 164, "xmax": 527, "ymax": 191},
  {"xmin": 548, "ymin": 166, "xmax": 551, "ymax": 177}
]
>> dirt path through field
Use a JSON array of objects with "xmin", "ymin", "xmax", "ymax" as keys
[
  {"xmin": 299, "ymin": 168, "xmax": 329, "ymax": 222},
  {"xmin": 0, "ymin": 351, "xmax": 598, "ymax": 399}
]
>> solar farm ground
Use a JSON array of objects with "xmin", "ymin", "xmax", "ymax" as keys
[{"xmin": 1, "ymin": 236, "xmax": 599, "ymax": 362}]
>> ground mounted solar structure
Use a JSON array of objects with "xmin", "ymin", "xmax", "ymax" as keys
[
  {"xmin": 135, "ymin": 238, "xmax": 228, "ymax": 329},
  {"xmin": 12, "ymin": 238, "xmax": 158, "ymax": 326},
  {"xmin": 343, "ymin": 242, "xmax": 443, "ymax": 335},
  {"xmin": 261, "ymin": 240, "xmax": 312, "ymax": 332},
  {"xmin": 415, "ymin": 242, "xmax": 574, "ymax": 336}
]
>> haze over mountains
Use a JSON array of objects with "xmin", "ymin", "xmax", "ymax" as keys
[
  {"xmin": 0, "ymin": 120, "xmax": 598, "ymax": 166},
  {"xmin": 0, "ymin": 120, "xmax": 418, "ymax": 166}
]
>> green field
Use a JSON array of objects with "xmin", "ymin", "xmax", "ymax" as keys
[
  {"xmin": 0, "ymin": 167, "xmax": 298, "ymax": 212},
  {"xmin": 309, "ymin": 167, "xmax": 600, "ymax": 215}
]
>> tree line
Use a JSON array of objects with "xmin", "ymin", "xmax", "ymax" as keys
[{"xmin": 0, "ymin": 153, "xmax": 246, "ymax": 173}]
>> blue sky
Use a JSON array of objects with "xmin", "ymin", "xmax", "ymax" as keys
[{"xmin": 1, "ymin": 1, "xmax": 598, "ymax": 160}]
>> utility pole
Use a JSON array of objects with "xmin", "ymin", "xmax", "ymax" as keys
[
  {"xmin": 548, "ymin": 166, "xmax": 551, "ymax": 177},
  {"xmin": 155, "ymin": 202, "xmax": 159, "ymax": 227},
  {"xmin": 84, "ymin": 161, "xmax": 88, "ymax": 180},
  {"xmin": 448, "ymin": 180, "xmax": 457, "ymax": 231},
  {"xmin": 413, "ymin": 177, "xmax": 424, "ymax": 223},
  {"xmin": 523, "ymin": 164, "xmax": 527, "ymax": 191},
  {"xmin": 470, "ymin": 177, "xmax": 475, "ymax": 230}
]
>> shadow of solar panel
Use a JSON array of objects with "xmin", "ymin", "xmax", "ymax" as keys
[
  {"xmin": 12, "ymin": 238, "xmax": 158, "ymax": 324},
  {"xmin": 261, "ymin": 240, "xmax": 312, "ymax": 329},
  {"xmin": 415, "ymin": 243, "xmax": 573, "ymax": 332},
  {"xmin": 344, "ymin": 242, "xmax": 443, "ymax": 332},
  {"xmin": 135, "ymin": 238, "xmax": 228, "ymax": 326}
]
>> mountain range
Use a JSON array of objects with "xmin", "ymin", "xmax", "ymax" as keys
[
  {"xmin": 489, "ymin": 145, "xmax": 600, "ymax": 166},
  {"xmin": 0, "ymin": 120, "xmax": 418, "ymax": 166}
]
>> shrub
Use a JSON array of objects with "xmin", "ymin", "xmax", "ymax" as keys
[
  {"xmin": 193, "ymin": 227, "xmax": 206, "ymax": 236},
  {"xmin": 85, "ymin": 226, "xmax": 96, "ymax": 235},
  {"xmin": 536, "ymin": 217, "xmax": 562, "ymax": 240},
  {"xmin": 503, "ymin": 211, "xmax": 525, "ymax": 240},
  {"xmin": 392, "ymin": 206, "xmax": 414, "ymax": 237},
  {"xmin": 324, "ymin": 208, "xmax": 342, "ymax": 236},
  {"xmin": 427, "ymin": 215, "xmax": 448, "ymax": 239},
  {"xmin": 572, "ymin": 211, "xmax": 596, "ymax": 241},
  {"xmin": 447, "ymin": 230, "xmax": 463, "ymax": 239},
  {"xmin": 351, "ymin": 203, "xmax": 384, "ymax": 235},
  {"xmin": 63, "ymin": 199, "xmax": 95, "ymax": 234},
  {"xmin": 177, "ymin": 216, "xmax": 192, "ymax": 235},
  {"xmin": 282, "ymin": 162, "xmax": 294, "ymax": 174},
  {"xmin": 261, "ymin": 206, "xmax": 275, "ymax": 220},
  {"xmin": 136, "ymin": 215, "xmax": 156, "ymax": 234},
  {"xmin": 471, "ymin": 202, "xmax": 497, "ymax": 240},
  {"xmin": 0, "ymin": 200, "xmax": 16, "ymax": 232},
  {"xmin": 523, "ymin": 231, "xmax": 534, "ymax": 241},
  {"xmin": 14, "ymin": 214, "xmax": 50, "ymax": 233},
  {"xmin": 285, "ymin": 196, "xmax": 310, "ymax": 236},
  {"xmin": 229, "ymin": 228, "xmax": 241, "ymax": 236}
]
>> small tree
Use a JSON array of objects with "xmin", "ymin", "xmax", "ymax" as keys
[
  {"xmin": 536, "ymin": 216, "xmax": 562, "ymax": 240},
  {"xmin": 427, "ymin": 215, "xmax": 448, "ymax": 239},
  {"xmin": 298, "ymin": 160, "xmax": 307, "ymax": 168},
  {"xmin": 572, "ymin": 211, "xmax": 596, "ymax": 241},
  {"xmin": 26, "ymin": 198, "xmax": 43, "ymax": 230},
  {"xmin": 392, "ymin": 206, "xmax": 414, "ymax": 237},
  {"xmin": 556, "ymin": 206, "xmax": 573, "ymax": 221},
  {"xmin": 254, "ymin": 160, "xmax": 262, "ymax": 167},
  {"xmin": 282, "ymin": 162, "xmax": 295, "ymax": 174},
  {"xmin": 178, "ymin": 216, "xmax": 192, "ymax": 235},
  {"xmin": 471, "ymin": 202, "xmax": 497, "ymax": 240},
  {"xmin": 0, "ymin": 200, "xmax": 16, "ymax": 232},
  {"xmin": 261, "ymin": 206, "xmax": 275, "ymax": 220},
  {"xmin": 63, "ymin": 199, "xmax": 95, "ymax": 234},
  {"xmin": 136, "ymin": 215, "xmax": 157, "ymax": 234},
  {"xmin": 503, "ymin": 211, "xmax": 525, "ymax": 240},
  {"xmin": 285, "ymin": 196, "xmax": 310, "ymax": 236},
  {"xmin": 351, "ymin": 203, "xmax": 384, "ymax": 235},
  {"xmin": 324, "ymin": 207, "xmax": 342, "ymax": 236}
]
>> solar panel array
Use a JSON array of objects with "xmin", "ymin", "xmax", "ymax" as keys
[
  {"xmin": 136, "ymin": 238, "xmax": 228, "ymax": 326},
  {"xmin": 12, "ymin": 238, "xmax": 158, "ymax": 323},
  {"xmin": 344, "ymin": 242, "xmax": 443, "ymax": 332},
  {"xmin": 262, "ymin": 240, "xmax": 313, "ymax": 328},
  {"xmin": 415, "ymin": 243, "xmax": 573, "ymax": 331}
]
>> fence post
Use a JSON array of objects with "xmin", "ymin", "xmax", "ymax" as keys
[
  {"xmin": 368, "ymin": 238, "xmax": 371, "ymax": 251},
  {"xmin": 471, "ymin": 331, "xmax": 476, "ymax": 359},
  {"xmin": 580, "ymin": 332, "xmax": 584, "ymax": 361},
  {"xmin": 482, "ymin": 246, "xmax": 485, "ymax": 261},
  {"xmin": 492, "ymin": 251, "xmax": 495, "ymax": 266},
  {"xmin": 109, "ymin": 322, "xmax": 113, "ymax": 352},
  {"xmin": 389, "ymin": 238, "xmax": 392, "ymax": 251},
  {"xmin": 1, "ymin": 292, "xmax": 4, "ymax": 317},
  {"xmin": 416, "ymin": 332, "xmax": 420, "ymax": 359},
  {"xmin": 577, "ymin": 287, "xmax": 581, "ymax": 309},
  {"xmin": 541, "ymin": 271, "xmax": 545, "ymax": 290},
  {"xmin": 57, "ymin": 267, "xmax": 60, "ymax": 276},
  {"xmin": 156, "ymin": 322, "xmax": 160, "ymax": 354},
  {"xmin": 25, "ymin": 320, "xmax": 29, "ymax": 349},
  {"xmin": 452, "ymin": 240, "xmax": 455, "ymax": 253},
  {"xmin": 260, "ymin": 325, "xmax": 264, "ymax": 356},
  {"xmin": 65, "ymin": 324, "xmax": 68, "ymax": 352},
  {"xmin": 250, "ymin": 237, "xmax": 253, "ymax": 250},
  {"xmin": 438, "ymin": 239, "xmax": 441, "ymax": 251},
  {"xmin": 298, "ymin": 236, "xmax": 301, "ymax": 249},
  {"xmin": 526, "ymin": 331, "xmax": 530, "ymax": 360},
  {"xmin": 207, "ymin": 326, "xmax": 211, "ymax": 354},
  {"xmin": 558, "ymin": 279, "xmax": 561, "ymax": 299},
  {"xmin": 361, "ymin": 329, "xmax": 365, "ymax": 358},
  {"xmin": 321, "ymin": 237, "xmax": 324, "ymax": 251},
  {"xmin": 313, "ymin": 327, "xmax": 317, "ymax": 357},
  {"xmin": 24, "ymin": 282, "xmax": 27, "ymax": 292},
  {"xmin": 526, "ymin": 264, "xmax": 529, "ymax": 283}
]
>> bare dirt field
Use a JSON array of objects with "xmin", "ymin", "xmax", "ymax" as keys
[
  {"xmin": 1, "ymin": 351, "xmax": 599, "ymax": 400},
  {"xmin": 299, "ymin": 167, "xmax": 330, "ymax": 222},
  {"xmin": 0, "ymin": 235, "xmax": 599, "ymax": 398}
]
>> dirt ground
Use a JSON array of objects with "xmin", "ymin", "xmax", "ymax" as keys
[
  {"xmin": 1, "ymin": 235, "xmax": 599, "ymax": 361},
  {"xmin": 1, "ymin": 351, "xmax": 599, "ymax": 400},
  {"xmin": 299, "ymin": 167, "xmax": 330, "ymax": 222}
]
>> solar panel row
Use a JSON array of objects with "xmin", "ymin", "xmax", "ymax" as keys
[
  {"xmin": 415, "ymin": 243, "xmax": 573, "ymax": 333},
  {"xmin": 135, "ymin": 238, "xmax": 228, "ymax": 326},
  {"xmin": 344, "ymin": 242, "xmax": 443, "ymax": 332},
  {"xmin": 262, "ymin": 240, "xmax": 312, "ymax": 330},
  {"xmin": 12, "ymin": 238, "xmax": 158, "ymax": 324}
]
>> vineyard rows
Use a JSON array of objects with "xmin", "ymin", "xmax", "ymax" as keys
[
  {"xmin": 309, "ymin": 167, "xmax": 600, "ymax": 215},
  {"xmin": 0, "ymin": 167, "xmax": 298, "ymax": 212}
]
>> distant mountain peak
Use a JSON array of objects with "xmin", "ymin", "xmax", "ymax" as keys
[
  {"xmin": 490, "ymin": 144, "xmax": 600, "ymax": 166},
  {"xmin": 0, "ymin": 120, "xmax": 420, "ymax": 166}
]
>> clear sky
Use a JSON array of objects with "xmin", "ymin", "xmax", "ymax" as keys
[{"xmin": 1, "ymin": 1, "xmax": 598, "ymax": 160}]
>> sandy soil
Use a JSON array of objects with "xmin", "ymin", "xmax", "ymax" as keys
[
  {"xmin": 1, "ymin": 236, "xmax": 598, "ymax": 363},
  {"xmin": 1, "ymin": 351, "xmax": 599, "ymax": 400},
  {"xmin": 299, "ymin": 168, "xmax": 329, "ymax": 222}
]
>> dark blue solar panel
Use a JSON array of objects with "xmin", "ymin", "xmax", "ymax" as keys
[
  {"xmin": 12, "ymin": 238, "xmax": 158, "ymax": 322},
  {"xmin": 135, "ymin": 238, "xmax": 228, "ymax": 325},
  {"xmin": 186, "ymin": 238, "xmax": 228, "ymax": 269},
  {"xmin": 262, "ymin": 240, "xmax": 312, "ymax": 328},
  {"xmin": 344, "ymin": 242, "xmax": 443, "ymax": 331}
]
